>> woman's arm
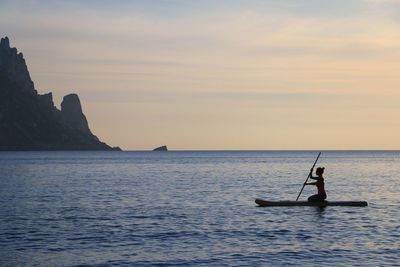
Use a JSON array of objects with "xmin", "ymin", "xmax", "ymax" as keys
[
  {"xmin": 309, "ymin": 168, "xmax": 317, "ymax": 180},
  {"xmin": 305, "ymin": 182, "xmax": 317, "ymax": 186}
]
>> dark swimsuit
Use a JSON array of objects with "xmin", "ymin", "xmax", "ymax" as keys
[{"xmin": 308, "ymin": 177, "xmax": 327, "ymax": 202}]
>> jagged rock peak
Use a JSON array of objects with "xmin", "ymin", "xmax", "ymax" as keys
[
  {"xmin": 62, "ymin": 94, "xmax": 83, "ymax": 114},
  {"xmin": 0, "ymin": 37, "xmax": 10, "ymax": 49},
  {"xmin": 61, "ymin": 93, "xmax": 92, "ymax": 135},
  {"xmin": 0, "ymin": 36, "xmax": 36, "ymax": 94}
]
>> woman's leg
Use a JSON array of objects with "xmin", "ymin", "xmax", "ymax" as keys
[
  {"xmin": 308, "ymin": 194, "xmax": 320, "ymax": 202},
  {"xmin": 308, "ymin": 194, "xmax": 325, "ymax": 202}
]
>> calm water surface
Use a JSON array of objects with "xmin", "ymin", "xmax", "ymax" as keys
[{"xmin": 0, "ymin": 151, "xmax": 399, "ymax": 266}]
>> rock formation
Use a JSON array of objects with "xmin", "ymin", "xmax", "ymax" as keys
[
  {"xmin": 0, "ymin": 37, "xmax": 36, "ymax": 94},
  {"xmin": 153, "ymin": 145, "xmax": 168, "ymax": 151},
  {"xmin": 0, "ymin": 36, "xmax": 120, "ymax": 150},
  {"xmin": 61, "ymin": 94, "xmax": 91, "ymax": 135}
]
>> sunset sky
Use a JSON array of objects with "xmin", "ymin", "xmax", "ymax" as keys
[{"xmin": 1, "ymin": 0, "xmax": 400, "ymax": 150}]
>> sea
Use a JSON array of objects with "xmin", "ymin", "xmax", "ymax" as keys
[{"xmin": 0, "ymin": 151, "xmax": 399, "ymax": 266}]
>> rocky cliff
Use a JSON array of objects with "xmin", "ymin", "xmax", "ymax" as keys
[{"xmin": 0, "ymin": 36, "xmax": 120, "ymax": 150}]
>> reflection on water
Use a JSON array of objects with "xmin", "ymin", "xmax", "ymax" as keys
[
  {"xmin": 0, "ymin": 151, "xmax": 399, "ymax": 266},
  {"xmin": 315, "ymin": 206, "xmax": 327, "ymax": 215}
]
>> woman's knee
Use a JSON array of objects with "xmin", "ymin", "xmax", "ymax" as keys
[
  {"xmin": 308, "ymin": 194, "xmax": 326, "ymax": 202},
  {"xmin": 308, "ymin": 195, "xmax": 319, "ymax": 202}
]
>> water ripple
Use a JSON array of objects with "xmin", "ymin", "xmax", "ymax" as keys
[{"xmin": 0, "ymin": 151, "xmax": 399, "ymax": 266}]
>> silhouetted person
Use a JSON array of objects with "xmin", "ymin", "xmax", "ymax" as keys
[{"xmin": 304, "ymin": 167, "xmax": 327, "ymax": 202}]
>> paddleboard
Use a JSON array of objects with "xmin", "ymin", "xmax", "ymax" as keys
[{"xmin": 255, "ymin": 198, "xmax": 368, "ymax": 207}]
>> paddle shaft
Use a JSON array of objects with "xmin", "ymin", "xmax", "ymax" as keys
[{"xmin": 296, "ymin": 152, "xmax": 321, "ymax": 201}]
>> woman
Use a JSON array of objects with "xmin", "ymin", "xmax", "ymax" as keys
[{"xmin": 304, "ymin": 167, "xmax": 327, "ymax": 202}]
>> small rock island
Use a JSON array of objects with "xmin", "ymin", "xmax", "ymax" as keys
[
  {"xmin": 153, "ymin": 145, "xmax": 168, "ymax": 151},
  {"xmin": 0, "ymin": 36, "xmax": 120, "ymax": 150}
]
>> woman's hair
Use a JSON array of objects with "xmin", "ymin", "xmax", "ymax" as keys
[{"xmin": 316, "ymin": 167, "xmax": 325, "ymax": 175}]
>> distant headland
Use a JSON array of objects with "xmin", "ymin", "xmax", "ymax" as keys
[{"xmin": 0, "ymin": 36, "xmax": 121, "ymax": 151}]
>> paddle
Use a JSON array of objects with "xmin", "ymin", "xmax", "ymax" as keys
[{"xmin": 296, "ymin": 152, "xmax": 321, "ymax": 201}]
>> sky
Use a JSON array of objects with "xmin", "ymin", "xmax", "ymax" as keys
[{"xmin": 1, "ymin": 0, "xmax": 400, "ymax": 150}]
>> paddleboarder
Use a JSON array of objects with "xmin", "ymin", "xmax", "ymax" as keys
[{"xmin": 304, "ymin": 167, "xmax": 327, "ymax": 202}]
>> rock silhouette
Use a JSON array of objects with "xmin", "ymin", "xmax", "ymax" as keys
[
  {"xmin": 0, "ymin": 37, "xmax": 35, "ymax": 94},
  {"xmin": 0, "ymin": 36, "xmax": 120, "ymax": 150},
  {"xmin": 61, "ymin": 94, "xmax": 91, "ymax": 135},
  {"xmin": 153, "ymin": 145, "xmax": 168, "ymax": 151}
]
